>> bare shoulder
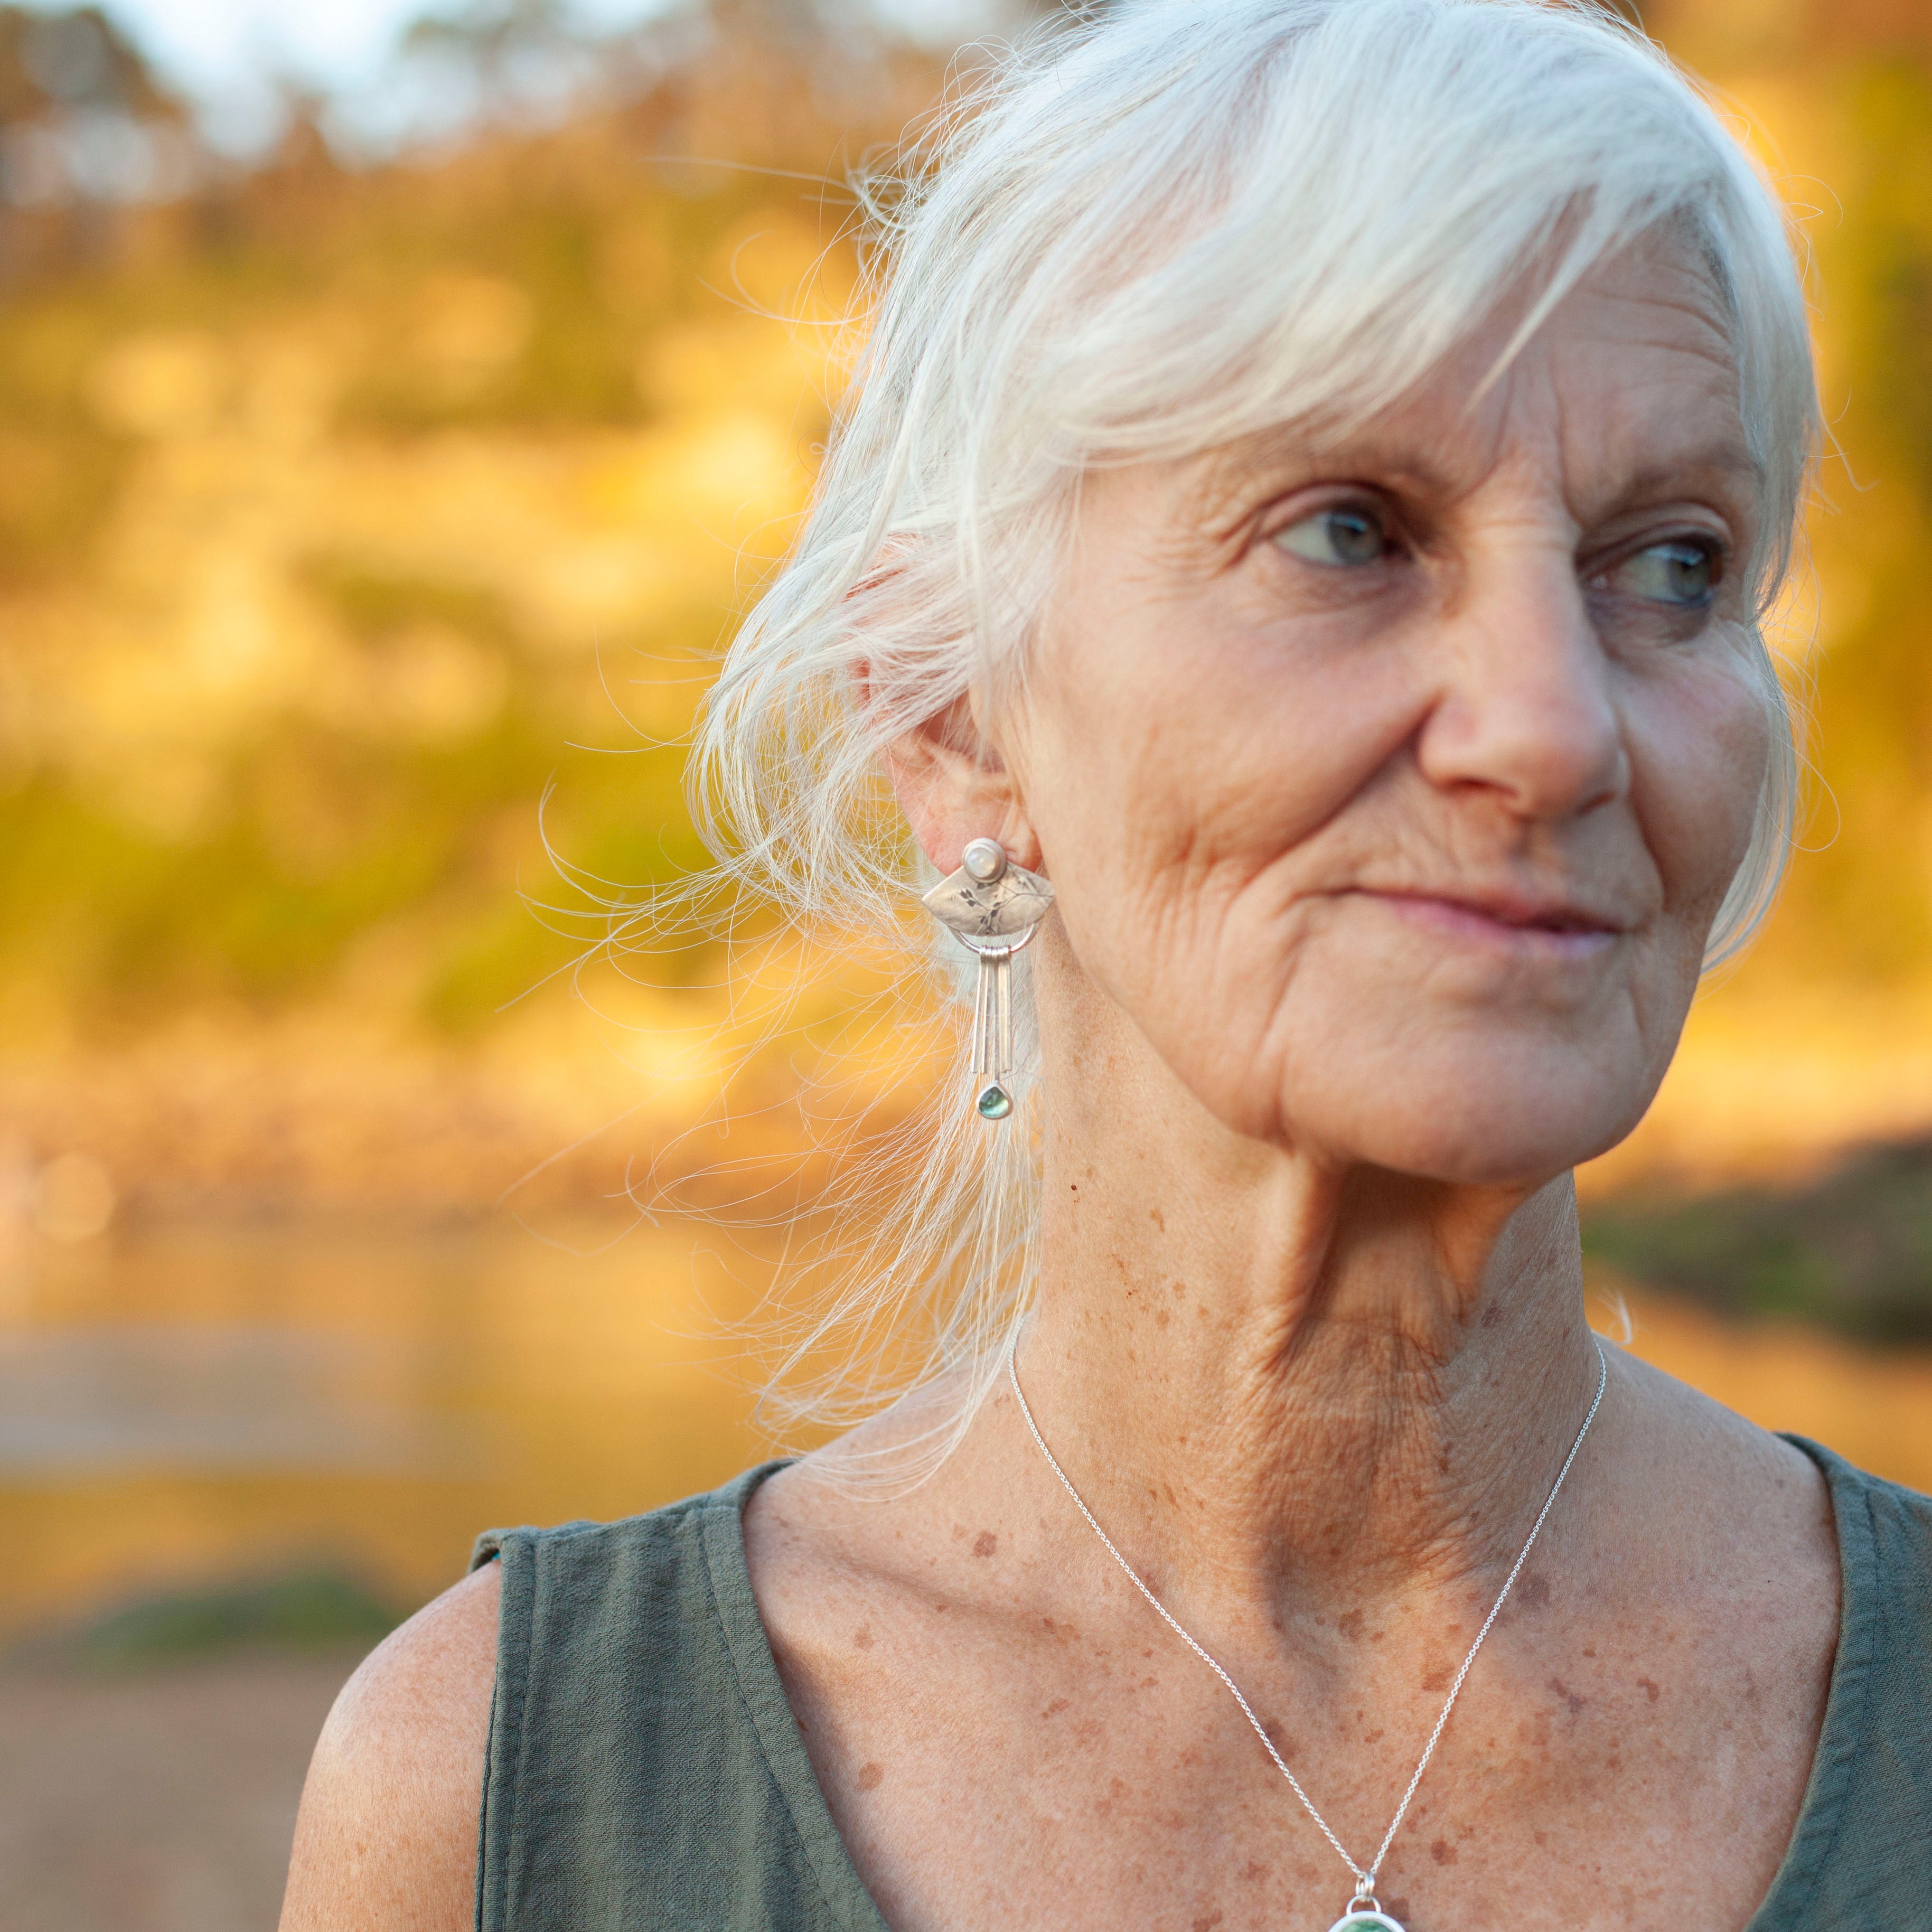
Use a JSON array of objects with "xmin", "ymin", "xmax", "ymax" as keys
[
  {"xmin": 1610, "ymin": 1345, "xmax": 1839, "ymax": 1614},
  {"xmin": 279, "ymin": 1561, "xmax": 501, "ymax": 1932}
]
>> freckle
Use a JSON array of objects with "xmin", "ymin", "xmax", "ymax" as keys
[
  {"xmin": 1431, "ymin": 1837, "xmax": 1458, "ymax": 1866},
  {"xmin": 1191, "ymin": 1912, "xmax": 1224, "ymax": 1931},
  {"xmin": 1363, "ymin": 1729, "xmax": 1384, "ymax": 1745},
  {"xmin": 1338, "ymin": 1609, "xmax": 1365, "ymax": 1642},
  {"xmin": 857, "ymin": 1762, "xmax": 884, "ymax": 1792},
  {"xmin": 1241, "ymin": 1861, "xmax": 1268, "ymax": 1885},
  {"xmin": 853, "ymin": 1627, "xmax": 873, "ymax": 1649},
  {"xmin": 1637, "ymin": 1676, "xmax": 1661, "ymax": 1702},
  {"xmin": 1420, "ymin": 1666, "xmax": 1451, "ymax": 1693},
  {"xmin": 1156, "ymin": 1309, "xmax": 1170, "ymax": 1328},
  {"xmin": 1534, "ymin": 1831, "xmax": 1549, "ymax": 1849},
  {"xmin": 1550, "ymin": 1676, "xmax": 1587, "ymax": 1718},
  {"xmin": 1518, "ymin": 1573, "xmax": 1552, "ymax": 1611},
  {"xmin": 1582, "ymin": 1646, "xmax": 1597, "ymax": 1658},
  {"xmin": 1480, "ymin": 1303, "xmax": 1503, "ymax": 1328},
  {"xmin": 1042, "ymin": 1697, "xmax": 1071, "ymax": 1719},
  {"xmin": 1149, "ymin": 1206, "xmax": 1165, "ymax": 1230},
  {"xmin": 973, "ymin": 1531, "xmax": 998, "ymax": 1558}
]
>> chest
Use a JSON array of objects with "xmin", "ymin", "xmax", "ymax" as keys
[{"xmin": 769, "ymin": 1604, "xmax": 1828, "ymax": 1932}]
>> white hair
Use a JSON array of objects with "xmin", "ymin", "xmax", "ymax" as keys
[{"xmin": 686, "ymin": 0, "xmax": 1820, "ymax": 1469}]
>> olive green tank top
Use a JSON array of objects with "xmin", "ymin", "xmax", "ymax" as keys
[{"xmin": 470, "ymin": 1439, "xmax": 1932, "ymax": 1930}]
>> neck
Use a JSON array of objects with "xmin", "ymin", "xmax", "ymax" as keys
[{"xmin": 1016, "ymin": 984, "xmax": 1604, "ymax": 1625}]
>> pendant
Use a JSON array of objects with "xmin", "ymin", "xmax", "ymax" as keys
[{"xmin": 1326, "ymin": 1905, "xmax": 1405, "ymax": 1932}]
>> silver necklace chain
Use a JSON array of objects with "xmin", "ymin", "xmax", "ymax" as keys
[{"xmin": 1007, "ymin": 1337, "xmax": 1609, "ymax": 1903}]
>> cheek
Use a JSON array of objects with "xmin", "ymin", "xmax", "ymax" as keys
[
  {"xmin": 1021, "ymin": 637, "xmax": 1398, "ymax": 1009},
  {"xmin": 1630, "ymin": 645, "xmax": 1774, "ymax": 928}
]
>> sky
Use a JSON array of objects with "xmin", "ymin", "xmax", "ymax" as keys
[
  {"xmin": 47, "ymin": 0, "xmax": 662, "ymax": 100},
  {"xmin": 15, "ymin": 0, "xmax": 673, "ymax": 150},
  {"xmin": 19, "ymin": 0, "xmax": 989, "ymax": 153}
]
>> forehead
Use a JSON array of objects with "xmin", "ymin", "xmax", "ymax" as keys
[{"xmin": 1192, "ymin": 234, "xmax": 1756, "ymax": 521}]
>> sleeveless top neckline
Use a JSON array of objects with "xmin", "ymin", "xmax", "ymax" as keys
[
  {"xmin": 473, "ymin": 1435, "xmax": 1932, "ymax": 1930},
  {"xmin": 690, "ymin": 1460, "xmax": 888, "ymax": 1929}
]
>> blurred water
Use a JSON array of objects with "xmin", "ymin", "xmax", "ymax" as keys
[
  {"xmin": 5, "ymin": 1212, "xmax": 1932, "ymax": 1642},
  {"xmin": 0, "ymin": 1214, "xmax": 782, "ymax": 1636}
]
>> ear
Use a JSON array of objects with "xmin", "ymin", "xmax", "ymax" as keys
[{"xmin": 858, "ymin": 671, "xmax": 1042, "ymax": 878}]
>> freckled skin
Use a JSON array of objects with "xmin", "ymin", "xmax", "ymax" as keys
[{"xmin": 279, "ymin": 245, "xmax": 1841, "ymax": 1932}]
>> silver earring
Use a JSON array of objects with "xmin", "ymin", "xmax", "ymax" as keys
[{"xmin": 922, "ymin": 838, "xmax": 1054, "ymax": 1121}]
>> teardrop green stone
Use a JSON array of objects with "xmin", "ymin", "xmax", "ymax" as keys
[{"xmin": 976, "ymin": 1084, "xmax": 1013, "ymax": 1119}]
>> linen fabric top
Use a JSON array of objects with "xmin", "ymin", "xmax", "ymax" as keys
[{"xmin": 469, "ymin": 1439, "xmax": 1932, "ymax": 1931}]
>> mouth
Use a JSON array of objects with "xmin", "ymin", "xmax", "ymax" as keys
[{"xmin": 1359, "ymin": 887, "xmax": 1628, "ymax": 959}]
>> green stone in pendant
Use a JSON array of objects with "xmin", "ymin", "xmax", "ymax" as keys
[{"xmin": 976, "ymin": 1083, "xmax": 1013, "ymax": 1119}]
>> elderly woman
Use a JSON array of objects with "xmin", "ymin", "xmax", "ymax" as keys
[{"xmin": 282, "ymin": 1, "xmax": 1930, "ymax": 1927}]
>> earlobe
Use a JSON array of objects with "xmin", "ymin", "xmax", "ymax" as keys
[{"xmin": 878, "ymin": 693, "xmax": 1042, "ymax": 878}]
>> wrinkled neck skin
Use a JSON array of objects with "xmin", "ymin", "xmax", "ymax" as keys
[{"xmin": 1016, "ymin": 922, "xmax": 1607, "ymax": 1630}]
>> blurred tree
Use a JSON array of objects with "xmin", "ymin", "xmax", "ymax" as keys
[
  {"xmin": 0, "ymin": 0, "xmax": 1924, "ymax": 1212},
  {"xmin": 0, "ymin": 6, "xmax": 199, "ymax": 269}
]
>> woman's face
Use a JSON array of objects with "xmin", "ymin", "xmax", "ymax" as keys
[{"xmin": 1007, "ymin": 239, "xmax": 1772, "ymax": 1185}]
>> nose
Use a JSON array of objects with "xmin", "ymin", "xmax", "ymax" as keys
[{"xmin": 1414, "ymin": 538, "xmax": 1627, "ymax": 822}]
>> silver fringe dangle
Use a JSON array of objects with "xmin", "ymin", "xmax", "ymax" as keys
[{"xmin": 922, "ymin": 838, "xmax": 1054, "ymax": 1121}]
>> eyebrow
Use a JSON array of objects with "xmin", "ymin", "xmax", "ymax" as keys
[
  {"xmin": 1613, "ymin": 440, "xmax": 1761, "ymax": 503},
  {"xmin": 1187, "ymin": 426, "xmax": 1762, "ymax": 534},
  {"xmin": 1187, "ymin": 435, "xmax": 1461, "ymax": 528}
]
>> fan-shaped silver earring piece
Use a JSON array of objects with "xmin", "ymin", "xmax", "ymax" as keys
[{"xmin": 922, "ymin": 838, "xmax": 1054, "ymax": 1122}]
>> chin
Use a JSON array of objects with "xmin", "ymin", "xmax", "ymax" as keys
[{"xmin": 1259, "ymin": 1042, "xmax": 1660, "ymax": 1190}]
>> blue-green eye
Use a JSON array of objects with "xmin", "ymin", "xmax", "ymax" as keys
[
  {"xmin": 1274, "ymin": 504, "xmax": 1391, "ymax": 567},
  {"xmin": 1608, "ymin": 540, "xmax": 1718, "ymax": 607}
]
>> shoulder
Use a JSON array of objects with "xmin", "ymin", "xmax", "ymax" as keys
[
  {"xmin": 1788, "ymin": 1434, "xmax": 1932, "ymax": 1623},
  {"xmin": 279, "ymin": 1562, "xmax": 501, "ymax": 1932},
  {"xmin": 279, "ymin": 1471, "xmax": 801, "ymax": 1932}
]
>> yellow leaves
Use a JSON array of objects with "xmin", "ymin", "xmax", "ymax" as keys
[
  {"xmin": 85, "ymin": 330, "xmax": 225, "ymax": 439},
  {"xmin": 638, "ymin": 313, "xmax": 838, "ymax": 419},
  {"xmin": 83, "ymin": 325, "xmax": 348, "ymax": 449},
  {"xmin": 400, "ymin": 271, "xmax": 535, "ymax": 404},
  {"xmin": 312, "ymin": 622, "xmax": 511, "ymax": 747}
]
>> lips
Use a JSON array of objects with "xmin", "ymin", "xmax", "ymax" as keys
[
  {"xmin": 1357, "ymin": 886, "xmax": 1630, "ymax": 952},
  {"xmin": 1360, "ymin": 880, "xmax": 1629, "ymax": 930}
]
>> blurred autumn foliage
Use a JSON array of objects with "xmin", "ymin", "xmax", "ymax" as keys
[
  {"xmin": 0, "ymin": 0, "xmax": 1926, "ymax": 1228},
  {"xmin": 0, "ymin": 1, "xmax": 948, "ymax": 1222}
]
